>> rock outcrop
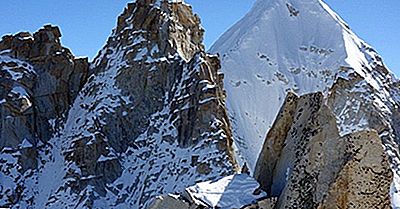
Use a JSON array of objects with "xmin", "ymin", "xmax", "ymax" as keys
[
  {"xmin": 255, "ymin": 90, "xmax": 394, "ymax": 208},
  {"xmin": 0, "ymin": 25, "xmax": 89, "ymax": 143},
  {"xmin": 210, "ymin": 0, "xmax": 400, "ymax": 174},
  {"xmin": 0, "ymin": 25, "xmax": 89, "ymax": 207},
  {"xmin": 242, "ymin": 198, "xmax": 277, "ymax": 209}
]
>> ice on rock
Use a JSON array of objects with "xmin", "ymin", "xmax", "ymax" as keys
[{"xmin": 20, "ymin": 138, "xmax": 34, "ymax": 149}]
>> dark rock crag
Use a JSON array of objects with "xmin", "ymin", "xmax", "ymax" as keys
[{"xmin": 0, "ymin": 25, "xmax": 89, "ymax": 207}]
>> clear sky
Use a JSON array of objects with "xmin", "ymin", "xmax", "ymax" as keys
[{"xmin": 0, "ymin": 0, "xmax": 399, "ymax": 75}]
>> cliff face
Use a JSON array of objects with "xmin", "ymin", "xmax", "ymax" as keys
[
  {"xmin": 160, "ymin": 71, "xmax": 400, "ymax": 208},
  {"xmin": 0, "ymin": 26, "xmax": 89, "ymax": 143},
  {"xmin": 0, "ymin": 25, "xmax": 89, "ymax": 207},
  {"xmin": 0, "ymin": 0, "xmax": 237, "ymax": 208},
  {"xmin": 254, "ymin": 64, "xmax": 400, "ymax": 208}
]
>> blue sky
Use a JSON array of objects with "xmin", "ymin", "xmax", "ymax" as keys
[{"xmin": 0, "ymin": 0, "xmax": 399, "ymax": 74}]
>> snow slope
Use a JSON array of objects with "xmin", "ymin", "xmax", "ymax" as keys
[
  {"xmin": 186, "ymin": 174, "xmax": 267, "ymax": 208},
  {"xmin": 211, "ymin": 0, "xmax": 398, "ymax": 170}
]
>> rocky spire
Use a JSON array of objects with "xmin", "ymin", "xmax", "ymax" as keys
[{"xmin": 3, "ymin": 1, "xmax": 238, "ymax": 208}]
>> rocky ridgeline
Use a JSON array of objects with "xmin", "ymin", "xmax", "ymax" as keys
[
  {"xmin": 1, "ymin": 0, "xmax": 237, "ymax": 208},
  {"xmin": 252, "ymin": 59, "xmax": 400, "ymax": 209},
  {"xmin": 0, "ymin": 26, "xmax": 89, "ymax": 143},
  {"xmin": 0, "ymin": 25, "xmax": 89, "ymax": 207}
]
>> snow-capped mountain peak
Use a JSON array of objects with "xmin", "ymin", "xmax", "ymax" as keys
[{"xmin": 211, "ymin": 0, "xmax": 397, "ymax": 170}]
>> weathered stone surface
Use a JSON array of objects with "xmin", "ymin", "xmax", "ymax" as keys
[
  {"xmin": 242, "ymin": 197, "xmax": 277, "ymax": 209},
  {"xmin": 254, "ymin": 92, "xmax": 299, "ymax": 196},
  {"xmin": 319, "ymin": 131, "xmax": 392, "ymax": 208},
  {"xmin": 0, "ymin": 25, "xmax": 89, "ymax": 144},
  {"xmin": 255, "ymin": 91, "xmax": 393, "ymax": 209},
  {"xmin": 0, "ymin": 25, "xmax": 89, "ymax": 207},
  {"xmin": 146, "ymin": 194, "xmax": 204, "ymax": 209}
]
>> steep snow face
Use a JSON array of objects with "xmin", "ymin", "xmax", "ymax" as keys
[{"xmin": 211, "ymin": 0, "xmax": 398, "ymax": 170}]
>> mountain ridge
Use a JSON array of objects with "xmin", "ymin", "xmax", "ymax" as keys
[
  {"xmin": 1, "ymin": 0, "xmax": 400, "ymax": 208},
  {"xmin": 1, "ymin": 1, "xmax": 238, "ymax": 208}
]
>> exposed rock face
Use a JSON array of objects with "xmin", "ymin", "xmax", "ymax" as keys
[
  {"xmin": 255, "ymin": 91, "xmax": 394, "ymax": 208},
  {"xmin": 242, "ymin": 198, "xmax": 277, "ymax": 209},
  {"xmin": 0, "ymin": 25, "xmax": 89, "ymax": 207},
  {"xmin": 0, "ymin": 26, "xmax": 89, "ymax": 143},
  {"xmin": 147, "ymin": 194, "xmax": 207, "ymax": 209},
  {"xmin": 0, "ymin": 0, "xmax": 237, "ymax": 208},
  {"xmin": 320, "ymin": 132, "xmax": 392, "ymax": 208}
]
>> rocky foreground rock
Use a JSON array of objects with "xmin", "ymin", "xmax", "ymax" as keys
[
  {"xmin": 255, "ymin": 92, "xmax": 393, "ymax": 208},
  {"xmin": 147, "ymin": 174, "xmax": 269, "ymax": 209},
  {"xmin": 1, "ymin": 0, "xmax": 400, "ymax": 208}
]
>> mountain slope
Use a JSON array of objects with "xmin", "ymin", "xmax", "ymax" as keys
[
  {"xmin": 211, "ymin": 0, "xmax": 400, "ymax": 207},
  {"xmin": 2, "ymin": 0, "xmax": 400, "ymax": 208},
  {"xmin": 8, "ymin": 1, "xmax": 237, "ymax": 208},
  {"xmin": 148, "ymin": 173, "xmax": 268, "ymax": 209},
  {"xmin": 0, "ymin": 26, "xmax": 89, "ymax": 208},
  {"xmin": 210, "ymin": 0, "xmax": 399, "ymax": 171}
]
